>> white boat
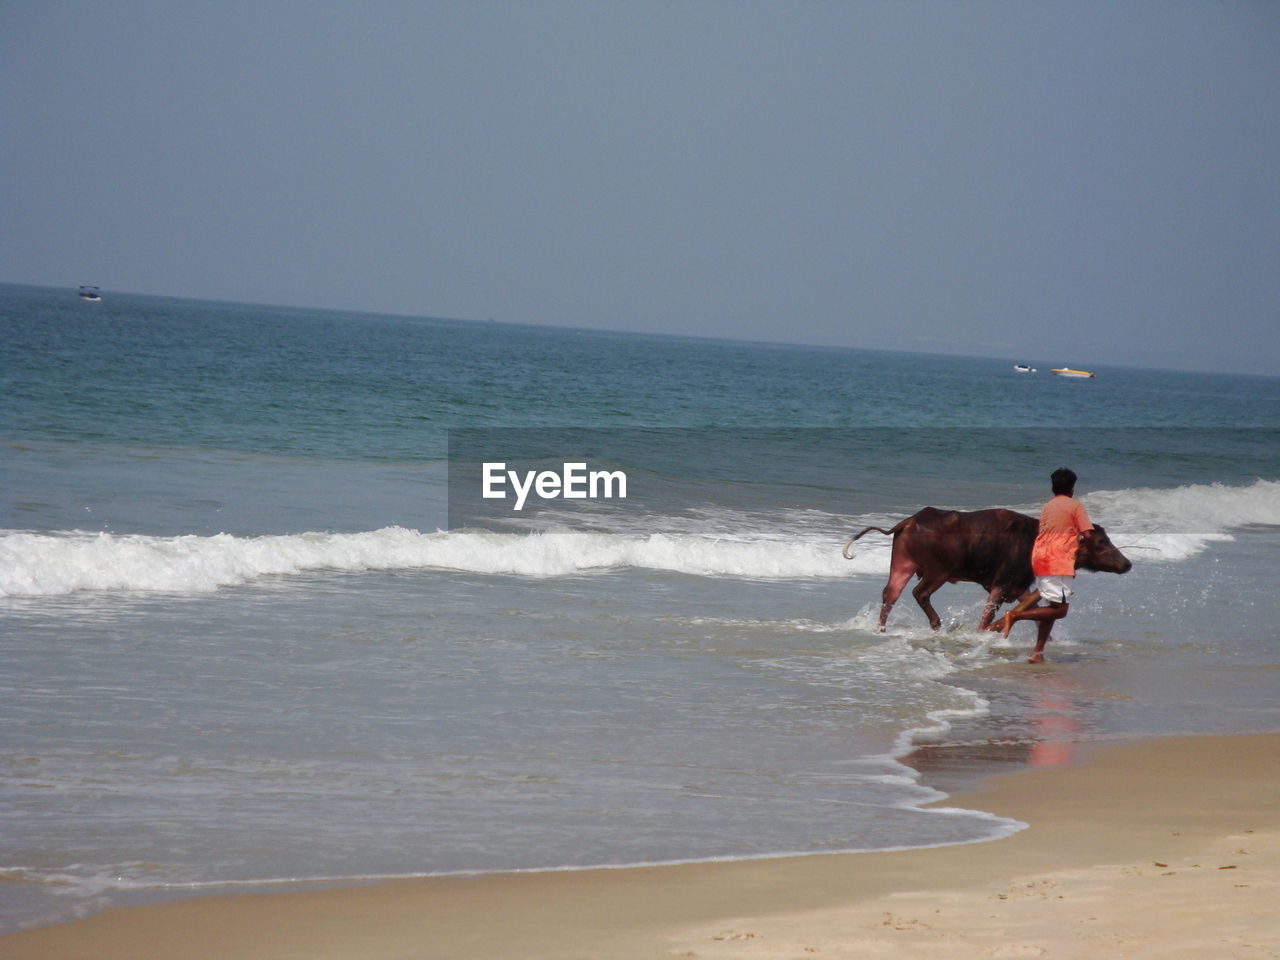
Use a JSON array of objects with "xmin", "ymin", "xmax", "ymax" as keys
[
  {"xmin": 78, "ymin": 285, "xmax": 102, "ymax": 302},
  {"xmin": 1013, "ymin": 363, "xmax": 1037, "ymax": 373},
  {"xmin": 1051, "ymin": 367, "xmax": 1095, "ymax": 378}
]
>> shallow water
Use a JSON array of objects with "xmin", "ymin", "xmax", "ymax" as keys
[{"xmin": 2, "ymin": 284, "xmax": 1277, "ymax": 930}]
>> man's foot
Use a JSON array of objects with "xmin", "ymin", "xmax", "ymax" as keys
[
  {"xmin": 1000, "ymin": 612, "xmax": 1015, "ymax": 638},
  {"xmin": 1027, "ymin": 651, "xmax": 1044, "ymax": 664}
]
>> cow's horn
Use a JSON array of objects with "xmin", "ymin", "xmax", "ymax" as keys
[{"xmin": 841, "ymin": 537, "xmax": 857, "ymax": 560}]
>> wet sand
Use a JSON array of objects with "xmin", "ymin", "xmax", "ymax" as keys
[{"xmin": 2, "ymin": 733, "xmax": 1277, "ymax": 959}]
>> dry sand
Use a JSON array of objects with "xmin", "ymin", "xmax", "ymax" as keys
[{"xmin": 1, "ymin": 733, "xmax": 1277, "ymax": 960}]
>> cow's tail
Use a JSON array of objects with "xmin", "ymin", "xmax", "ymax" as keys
[{"xmin": 842, "ymin": 518, "xmax": 910, "ymax": 560}]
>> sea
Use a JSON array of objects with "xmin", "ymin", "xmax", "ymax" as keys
[{"xmin": 2, "ymin": 282, "xmax": 1278, "ymax": 932}]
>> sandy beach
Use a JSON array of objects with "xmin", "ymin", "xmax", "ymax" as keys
[{"xmin": 2, "ymin": 732, "xmax": 1276, "ymax": 960}]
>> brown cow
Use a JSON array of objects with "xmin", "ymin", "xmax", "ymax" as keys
[{"xmin": 843, "ymin": 507, "xmax": 1131, "ymax": 631}]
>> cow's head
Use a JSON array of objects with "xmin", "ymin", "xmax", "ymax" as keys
[{"xmin": 1075, "ymin": 525, "xmax": 1132, "ymax": 574}]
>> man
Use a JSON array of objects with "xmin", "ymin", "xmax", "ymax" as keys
[{"xmin": 1001, "ymin": 467, "xmax": 1093, "ymax": 663}]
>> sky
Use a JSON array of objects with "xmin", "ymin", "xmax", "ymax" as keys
[{"xmin": 3, "ymin": 1, "xmax": 1278, "ymax": 375}]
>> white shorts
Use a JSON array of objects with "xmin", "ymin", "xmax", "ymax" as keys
[{"xmin": 1037, "ymin": 575, "xmax": 1074, "ymax": 604}]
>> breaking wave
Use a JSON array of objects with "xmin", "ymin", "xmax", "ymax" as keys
[
  {"xmin": 0, "ymin": 527, "xmax": 878, "ymax": 598},
  {"xmin": 2, "ymin": 479, "xmax": 1274, "ymax": 598},
  {"xmin": 1084, "ymin": 477, "xmax": 1280, "ymax": 561}
]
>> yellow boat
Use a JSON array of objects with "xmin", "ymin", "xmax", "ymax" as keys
[{"xmin": 1051, "ymin": 367, "xmax": 1095, "ymax": 378}]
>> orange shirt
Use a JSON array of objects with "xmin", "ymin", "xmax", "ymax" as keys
[{"xmin": 1031, "ymin": 495, "xmax": 1093, "ymax": 577}]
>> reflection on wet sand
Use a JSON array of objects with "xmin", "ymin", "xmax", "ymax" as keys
[{"xmin": 904, "ymin": 669, "xmax": 1088, "ymax": 793}]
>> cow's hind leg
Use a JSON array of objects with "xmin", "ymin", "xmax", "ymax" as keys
[
  {"xmin": 879, "ymin": 556, "xmax": 917, "ymax": 632},
  {"xmin": 912, "ymin": 572, "xmax": 950, "ymax": 630}
]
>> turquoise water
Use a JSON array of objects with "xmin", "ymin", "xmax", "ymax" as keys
[
  {"xmin": 2, "ymin": 283, "xmax": 1278, "ymax": 931},
  {"xmin": 6, "ymin": 284, "xmax": 1277, "ymax": 461}
]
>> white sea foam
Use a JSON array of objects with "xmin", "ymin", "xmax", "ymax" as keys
[
  {"xmin": 3, "ymin": 480, "xmax": 1272, "ymax": 598},
  {"xmin": 0, "ymin": 527, "xmax": 882, "ymax": 598},
  {"xmin": 1084, "ymin": 478, "xmax": 1280, "ymax": 561}
]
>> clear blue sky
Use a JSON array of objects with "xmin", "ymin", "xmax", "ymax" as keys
[{"xmin": 4, "ymin": 1, "xmax": 1277, "ymax": 374}]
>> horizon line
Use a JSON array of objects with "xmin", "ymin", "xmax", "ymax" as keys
[{"xmin": 1, "ymin": 279, "xmax": 1272, "ymax": 381}]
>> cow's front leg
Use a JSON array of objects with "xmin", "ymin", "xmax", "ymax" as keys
[{"xmin": 978, "ymin": 587, "xmax": 1003, "ymax": 630}]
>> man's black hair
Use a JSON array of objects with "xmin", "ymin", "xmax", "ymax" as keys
[{"xmin": 1051, "ymin": 467, "xmax": 1077, "ymax": 496}]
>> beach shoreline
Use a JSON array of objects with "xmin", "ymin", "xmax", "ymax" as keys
[{"xmin": 2, "ymin": 731, "xmax": 1276, "ymax": 959}]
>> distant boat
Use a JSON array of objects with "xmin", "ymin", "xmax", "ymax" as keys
[
  {"xmin": 78, "ymin": 285, "xmax": 102, "ymax": 302},
  {"xmin": 1051, "ymin": 367, "xmax": 1095, "ymax": 378},
  {"xmin": 1013, "ymin": 363, "xmax": 1037, "ymax": 373}
]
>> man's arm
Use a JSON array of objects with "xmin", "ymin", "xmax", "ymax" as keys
[{"xmin": 1075, "ymin": 499, "xmax": 1094, "ymax": 533}]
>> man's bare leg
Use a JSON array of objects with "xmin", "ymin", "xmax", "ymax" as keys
[
  {"xmin": 1000, "ymin": 601, "xmax": 1069, "ymax": 658},
  {"xmin": 1028, "ymin": 619, "xmax": 1055, "ymax": 663},
  {"xmin": 989, "ymin": 591, "xmax": 1040, "ymax": 631},
  {"xmin": 999, "ymin": 609, "xmax": 1018, "ymax": 638}
]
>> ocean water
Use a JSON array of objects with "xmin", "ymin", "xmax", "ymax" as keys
[{"xmin": 2, "ymin": 282, "xmax": 1278, "ymax": 931}]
